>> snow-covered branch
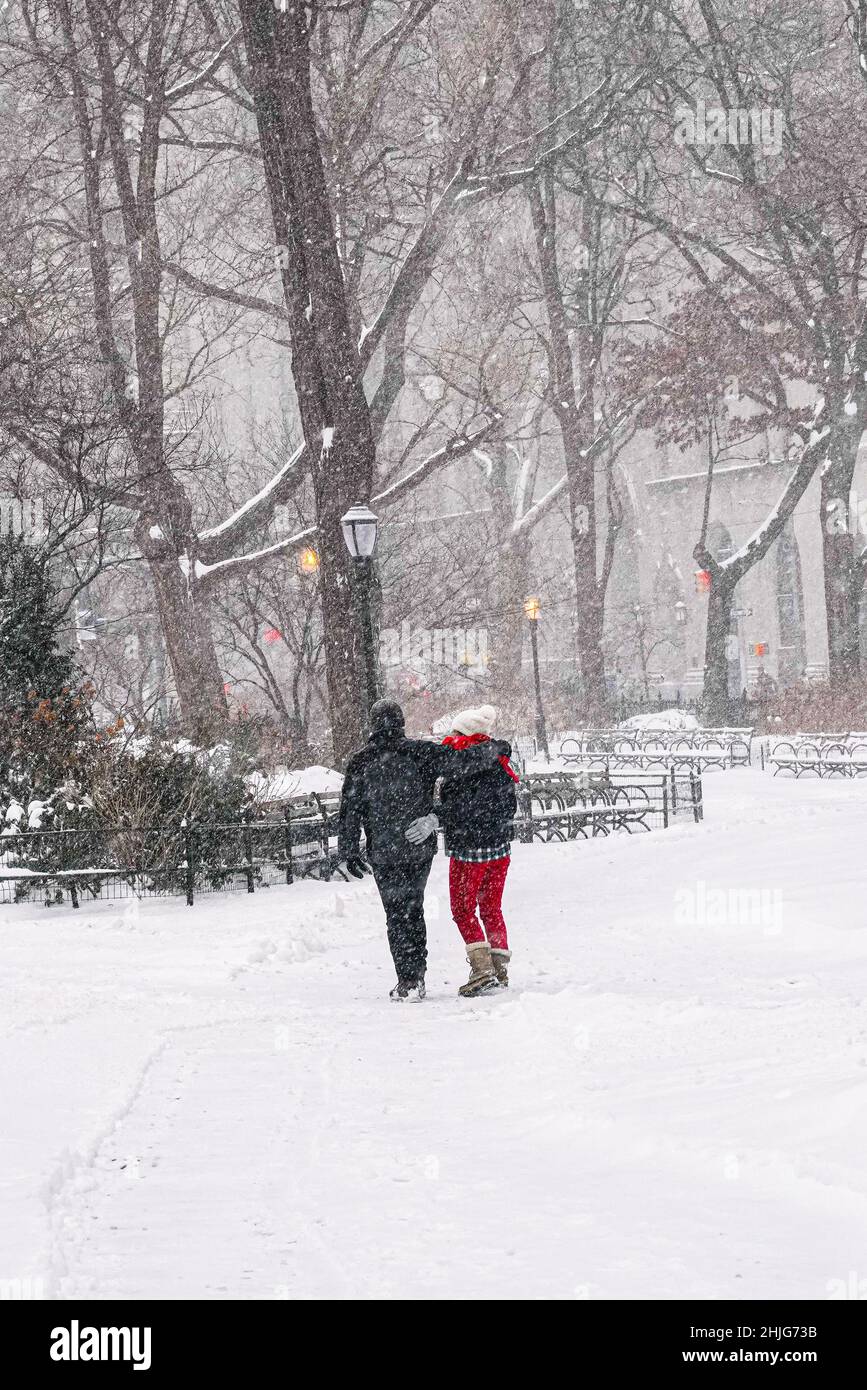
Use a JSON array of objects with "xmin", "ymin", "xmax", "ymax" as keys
[
  {"xmin": 164, "ymin": 29, "xmax": 242, "ymax": 104},
  {"xmin": 511, "ymin": 473, "xmax": 569, "ymax": 537},
  {"xmin": 198, "ymin": 442, "xmax": 307, "ymax": 554},
  {"xmin": 371, "ymin": 412, "xmax": 504, "ymax": 512},
  {"xmin": 354, "ymin": 0, "xmax": 438, "ymax": 74},
  {"xmin": 197, "ymin": 524, "xmax": 317, "ymax": 592}
]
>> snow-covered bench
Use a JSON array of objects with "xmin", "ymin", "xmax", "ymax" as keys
[
  {"xmin": 765, "ymin": 734, "xmax": 867, "ymax": 778},
  {"xmin": 558, "ymin": 728, "xmax": 752, "ymax": 772}
]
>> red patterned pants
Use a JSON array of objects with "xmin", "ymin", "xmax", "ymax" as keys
[{"xmin": 448, "ymin": 856, "xmax": 510, "ymax": 951}]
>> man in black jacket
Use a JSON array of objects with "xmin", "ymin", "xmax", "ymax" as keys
[{"xmin": 337, "ymin": 699, "xmax": 507, "ymax": 999}]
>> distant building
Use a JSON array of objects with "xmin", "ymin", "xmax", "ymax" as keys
[{"xmin": 605, "ymin": 423, "xmax": 861, "ymax": 698}]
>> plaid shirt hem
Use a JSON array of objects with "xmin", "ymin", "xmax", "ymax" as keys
[{"xmin": 445, "ymin": 845, "xmax": 511, "ymax": 863}]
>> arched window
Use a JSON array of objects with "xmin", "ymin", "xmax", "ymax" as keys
[{"xmin": 707, "ymin": 520, "xmax": 734, "ymax": 563}]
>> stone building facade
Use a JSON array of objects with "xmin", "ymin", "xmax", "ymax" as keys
[{"xmin": 605, "ymin": 431, "xmax": 867, "ymax": 702}]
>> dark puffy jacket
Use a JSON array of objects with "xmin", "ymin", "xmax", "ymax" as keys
[
  {"xmin": 337, "ymin": 731, "xmax": 508, "ymax": 867},
  {"xmin": 438, "ymin": 741, "xmax": 518, "ymax": 856}
]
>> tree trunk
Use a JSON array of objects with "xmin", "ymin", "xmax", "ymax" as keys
[
  {"xmin": 820, "ymin": 420, "xmax": 864, "ymax": 682},
  {"xmin": 51, "ymin": 1, "xmax": 230, "ymax": 746},
  {"xmin": 315, "ymin": 492, "xmax": 377, "ymax": 762},
  {"xmin": 145, "ymin": 554, "xmax": 228, "ymax": 744},
  {"xmin": 527, "ymin": 177, "xmax": 609, "ymax": 724},
  {"xmin": 702, "ymin": 575, "xmax": 735, "ymax": 726},
  {"xmin": 822, "ymin": 520, "xmax": 861, "ymax": 681},
  {"xmin": 482, "ymin": 456, "xmax": 531, "ymax": 719},
  {"xmin": 238, "ymin": 0, "xmax": 378, "ymax": 766},
  {"xmin": 487, "ymin": 536, "xmax": 531, "ymax": 718},
  {"xmin": 569, "ymin": 444, "xmax": 607, "ymax": 722}
]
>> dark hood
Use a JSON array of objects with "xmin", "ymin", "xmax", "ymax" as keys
[{"xmin": 368, "ymin": 698, "xmax": 406, "ymax": 745}]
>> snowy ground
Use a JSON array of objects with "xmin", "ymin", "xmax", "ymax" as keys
[{"xmin": 3, "ymin": 769, "xmax": 867, "ymax": 1301}]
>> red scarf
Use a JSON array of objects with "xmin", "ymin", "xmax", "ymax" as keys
[{"xmin": 442, "ymin": 732, "xmax": 519, "ymax": 782}]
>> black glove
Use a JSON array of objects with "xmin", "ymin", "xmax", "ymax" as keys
[{"xmin": 342, "ymin": 855, "xmax": 371, "ymax": 880}]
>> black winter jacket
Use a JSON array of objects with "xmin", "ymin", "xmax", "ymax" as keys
[
  {"xmin": 337, "ymin": 731, "xmax": 509, "ymax": 867},
  {"xmin": 438, "ymin": 741, "xmax": 518, "ymax": 856}
]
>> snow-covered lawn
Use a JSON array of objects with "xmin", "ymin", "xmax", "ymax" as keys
[{"xmin": 3, "ymin": 769, "xmax": 867, "ymax": 1301}]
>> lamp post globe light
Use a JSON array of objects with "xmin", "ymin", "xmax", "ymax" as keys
[
  {"xmin": 340, "ymin": 503, "xmax": 379, "ymax": 560},
  {"xmin": 340, "ymin": 503, "xmax": 381, "ymax": 723},
  {"xmin": 523, "ymin": 595, "xmax": 549, "ymax": 761}
]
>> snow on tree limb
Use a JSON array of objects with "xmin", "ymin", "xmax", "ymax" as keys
[
  {"xmin": 197, "ymin": 524, "xmax": 318, "ymax": 591},
  {"xmin": 179, "ymin": 52, "xmax": 639, "ymax": 572},
  {"xmin": 198, "ymin": 442, "xmax": 307, "ymax": 548},
  {"xmin": 370, "ymin": 413, "xmax": 504, "ymax": 511},
  {"xmin": 354, "ymin": 0, "xmax": 439, "ymax": 75},
  {"xmin": 698, "ymin": 423, "xmax": 832, "ymax": 586},
  {"xmin": 198, "ymin": 412, "xmax": 501, "ymax": 588},
  {"xmin": 511, "ymin": 473, "xmax": 569, "ymax": 537},
  {"xmin": 164, "ymin": 28, "xmax": 242, "ymax": 104}
]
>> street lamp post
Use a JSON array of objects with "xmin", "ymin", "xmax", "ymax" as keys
[
  {"xmin": 731, "ymin": 605, "xmax": 753, "ymax": 709},
  {"xmin": 341, "ymin": 504, "xmax": 380, "ymax": 723},
  {"xmin": 672, "ymin": 599, "xmax": 687, "ymax": 705},
  {"xmin": 632, "ymin": 602, "xmax": 651, "ymax": 700},
  {"xmin": 523, "ymin": 596, "xmax": 549, "ymax": 761}
]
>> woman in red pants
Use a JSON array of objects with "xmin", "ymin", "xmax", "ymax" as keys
[{"xmin": 438, "ymin": 705, "xmax": 519, "ymax": 997}]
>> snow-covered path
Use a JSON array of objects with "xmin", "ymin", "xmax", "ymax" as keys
[{"xmin": 3, "ymin": 770, "xmax": 867, "ymax": 1300}]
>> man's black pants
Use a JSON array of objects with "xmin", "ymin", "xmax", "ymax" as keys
[{"xmin": 371, "ymin": 857, "xmax": 433, "ymax": 982}]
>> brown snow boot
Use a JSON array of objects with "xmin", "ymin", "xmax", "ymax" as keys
[
  {"xmin": 458, "ymin": 942, "xmax": 499, "ymax": 997},
  {"xmin": 491, "ymin": 948, "xmax": 511, "ymax": 987}
]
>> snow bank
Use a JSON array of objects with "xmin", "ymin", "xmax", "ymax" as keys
[
  {"xmin": 4, "ymin": 770, "xmax": 867, "ymax": 1299},
  {"xmin": 248, "ymin": 764, "xmax": 343, "ymax": 803},
  {"xmin": 619, "ymin": 708, "xmax": 701, "ymax": 732}
]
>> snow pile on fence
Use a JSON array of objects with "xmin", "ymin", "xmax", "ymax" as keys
[
  {"xmin": 618, "ymin": 709, "xmax": 701, "ymax": 732},
  {"xmin": 248, "ymin": 764, "xmax": 344, "ymax": 804}
]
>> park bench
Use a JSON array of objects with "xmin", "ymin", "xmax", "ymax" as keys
[
  {"xmin": 765, "ymin": 734, "xmax": 867, "ymax": 778},
  {"xmin": 558, "ymin": 727, "xmax": 752, "ymax": 772}
]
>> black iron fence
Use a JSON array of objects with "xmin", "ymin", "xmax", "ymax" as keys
[
  {"xmin": 0, "ymin": 772, "xmax": 703, "ymax": 908},
  {"xmin": 611, "ymin": 693, "xmax": 772, "ymax": 729},
  {"xmin": 0, "ymin": 795, "xmax": 341, "ymax": 907},
  {"xmin": 611, "ymin": 694, "xmax": 703, "ymax": 724},
  {"xmin": 518, "ymin": 769, "xmax": 703, "ymax": 841}
]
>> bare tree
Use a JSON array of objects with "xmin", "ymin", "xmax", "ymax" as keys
[
  {"xmin": 616, "ymin": 0, "xmax": 867, "ymax": 713},
  {"xmin": 164, "ymin": 0, "xmax": 653, "ymax": 754}
]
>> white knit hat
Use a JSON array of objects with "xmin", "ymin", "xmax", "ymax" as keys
[{"xmin": 450, "ymin": 703, "xmax": 498, "ymax": 736}]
